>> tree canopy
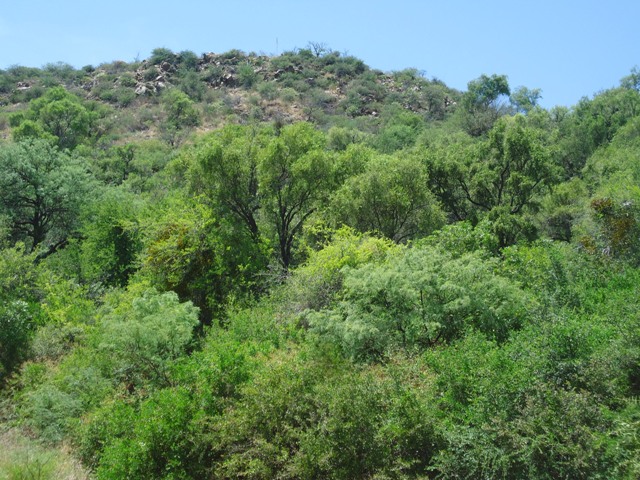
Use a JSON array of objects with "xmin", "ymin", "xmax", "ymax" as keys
[{"xmin": 0, "ymin": 139, "xmax": 92, "ymax": 252}]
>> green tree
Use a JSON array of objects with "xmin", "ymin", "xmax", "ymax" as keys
[
  {"xmin": 161, "ymin": 89, "xmax": 200, "ymax": 146},
  {"xmin": 510, "ymin": 86, "xmax": 542, "ymax": 114},
  {"xmin": 430, "ymin": 116, "xmax": 560, "ymax": 247},
  {"xmin": 80, "ymin": 187, "xmax": 142, "ymax": 287},
  {"xmin": 186, "ymin": 124, "xmax": 269, "ymax": 241},
  {"xmin": 0, "ymin": 139, "xmax": 93, "ymax": 252},
  {"xmin": 330, "ymin": 154, "xmax": 444, "ymax": 242},
  {"xmin": 421, "ymin": 132, "xmax": 478, "ymax": 222},
  {"xmin": 461, "ymin": 73, "xmax": 511, "ymax": 136},
  {"xmin": 163, "ymin": 88, "xmax": 199, "ymax": 128},
  {"xmin": 557, "ymin": 87, "xmax": 640, "ymax": 177},
  {"xmin": 308, "ymin": 245, "xmax": 530, "ymax": 361},
  {"xmin": 98, "ymin": 289, "xmax": 199, "ymax": 387},
  {"xmin": 10, "ymin": 86, "xmax": 99, "ymax": 150},
  {"xmin": 259, "ymin": 122, "xmax": 334, "ymax": 269},
  {"xmin": 0, "ymin": 245, "xmax": 40, "ymax": 382}
]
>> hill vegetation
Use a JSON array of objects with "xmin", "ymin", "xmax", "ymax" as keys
[{"xmin": 1, "ymin": 46, "xmax": 640, "ymax": 479}]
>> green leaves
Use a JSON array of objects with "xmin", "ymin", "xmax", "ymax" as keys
[
  {"xmin": 308, "ymin": 245, "xmax": 531, "ymax": 361},
  {"xmin": 330, "ymin": 154, "xmax": 444, "ymax": 242},
  {"xmin": 10, "ymin": 86, "xmax": 99, "ymax": 150},
  {"xmin": 0, "ymin": 139, "xmax": 93, "ymax": 251},
  {"xmin": 258, "ymin": 122, "xmax": 334, "ymax": 268},
  {"xmin": 426, "ymin": 115, "xmax": 559, "ymax": 247},
  {"xmin": 98, "ymin": 289, "xmax": 199, "ymax": 387}
]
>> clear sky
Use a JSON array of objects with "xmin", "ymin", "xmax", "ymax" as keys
[{"xmin": 1, "ymin": 0, "xmax": 638, "ymax": 108}]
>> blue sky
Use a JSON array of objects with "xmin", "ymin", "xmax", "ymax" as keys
[{"xmin": 1, "ymin": 0, "xmax": 638, "ymax": 108}]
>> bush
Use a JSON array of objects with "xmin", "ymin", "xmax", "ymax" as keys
[
  {"xmin": 308, "ymin": 245, "xmax": 532, "ymax": 360},
  {"xmin": 97, "ymin": 289, "xmax": 199, "ymax": 388},
  {"xmin": 94, "ymin": 388, "xmax": 205, "ymax": 480},
  {"xmin": 149, "ymin": 47, "xmax": 175, "ymax": 66},
  {"xmin": 0, "ymin": 301, "xmax": 34, "ymax": 382},
  {"xmin": 282, "ymin": 228, "xmax": 396, "ymax": 313},
  {"xmin": 257, "ymin": 81, "xmax": 278, "ymax": 100},
  {"xmin": 237, "ymin": 63, "xmax": 258, "ymax": 88}
]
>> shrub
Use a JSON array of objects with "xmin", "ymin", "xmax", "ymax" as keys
[
  {"xmin": 237, "ymin": 63, "xmax": 258, "ymax": 88},
  {"xmin": 95, "ymin": 388, "xmax": 205, "ymax": 480},
  {"xmin": 308, "ymin": 245, "xmax": 532, "ymax": 360},
  {"xmin": 97, "ymin": 289, "xmax": 199, "ymax": 387},
  {"xmin": 149, "ymin": 47, "xmax": 174, "ymax": 66}
]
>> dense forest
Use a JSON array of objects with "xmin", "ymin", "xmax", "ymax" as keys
[{"xmin": 1, "ymin": 45, "xmax": 640, "ymax": 479}]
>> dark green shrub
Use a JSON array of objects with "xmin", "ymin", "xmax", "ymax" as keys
[{"xmin": 149, "ymin": 47, "xmax": 175, "ymax": 66}]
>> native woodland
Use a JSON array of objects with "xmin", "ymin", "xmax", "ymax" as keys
[{"xmin": 1, "ymin": 47, "xmax": 640, "ymax": 479}]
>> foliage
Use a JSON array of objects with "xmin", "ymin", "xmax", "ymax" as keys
[
  {"xmin": 3, "ymin": 45, "xmax": 640, "ymax": 480},
  {"xmin": 162, "ymin": 88, "xmax": 200, "ymax": 129},
  {"xmin": 282, "ymin": 227, "xmax": 397, "ymax": 313},
  {"xmin": 0, "ymin": 139, "xmax": 93, "ymax": 251},
  {"xmin": 10, "ymin": 86, "xmax": 101, "ymax": 150},
  {"xmin": 258, "ymin": 122, "xmax": 335, "ymax": 268},
  {"xmin": 426, "ymin": 115, "xmax": 560, "ymax": 247},
  {"xmin": 308, "ymin": 245, "xmax": 531, "ymax": 361},
  {"xmin": 93, "ymin": 288, "xmax": 198, "ymax": 392},
  {"xmin": 460, "ymin": 73, "xmax": 511, "ymax": 136},
  {"xmin": 185, "ymin": 124, "xmax": 269, "ymax": 241},
  {"xmin": 0, "ymin": 245, "xmax": 41, "ymax": 382},
  {"xmin": 538, "ymin": 177, "xmax": 588, "ymax": 241},
  {"xmin": 80, "ymin": 187, "xmax": 142, "ymax": 286},
  {"xmin": 557, "ymin": 87, "xmax": 640, "ymax": 176},
  {"xmin": 510, "ymin": 85, "xmax": 542, "ymax": 113},
  {"xmin": 330, "ymin": 153, "xmax": 444, "ymax": 242},
  {"xmin": 139, "ymin": 192, "xmax": 265, "ymax": 321}
]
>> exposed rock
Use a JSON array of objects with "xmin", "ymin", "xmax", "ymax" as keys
[{"xmin": 159, "ymin": 61, "xmax": 173, "ymax": 73}]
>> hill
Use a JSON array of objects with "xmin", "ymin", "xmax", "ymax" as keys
[{"xmin": 1, "ymin": 47, "xmax": 640, "ymax": 479}]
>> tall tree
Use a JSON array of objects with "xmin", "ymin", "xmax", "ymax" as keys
[
  {"xmin": 259, "ymin": 122, "xmax": 334, "ymax": 269},
  {"xmin": 187, "ymin": 124, "xmax": 268, "ymax": 241},
  {"xmin": 0, "ymin": 139, "xmax": 92, "ymax": 252},
  {"xmin": 426, "ymin": 116, "xmax": 559, "ymax": 247},
  {"xmin": 330, "ymin": 154, "xmax": 444, "ymax": 242},
  {"xmin": 461, "ymin": 74, "xmax": 511, "ymax": 136}
]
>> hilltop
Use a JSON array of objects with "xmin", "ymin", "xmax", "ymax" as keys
[{"xmin": 1, "ymin": 47, "xmax": 459, "ymax": 143}]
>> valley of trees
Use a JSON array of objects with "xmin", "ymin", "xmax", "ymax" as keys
[{"xmin": 1, "ymin": 46, "xmax": 640, "ymax": 479}]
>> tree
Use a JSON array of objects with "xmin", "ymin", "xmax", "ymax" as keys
[
  {"xmin": 464, "ymin": 74, "xmax": 511, "ymax": 111},
  {"xmin": 0, "ymin": 139, "xmax": 93, "ymax": 252},
  {"xmin": 557, "ymin": 87, "xmax": 640, "ymax": 177},
  {"xmin": 330, "ymin": 154, "xmax": 444, "ymax": 242},
  {"xmin": 510, "ymin": 86, "xmax": 542, "ymax": 114},
  {"xmin": 465, "ymin": 117, "xmax": 554, "ymax": 213},
  {"xmin": 161, "ymin": 89, "xmax": 200, "ymax": 145},
  {"xmin": 426, "ymin": 116, "xmax": 559, "ymax": 247},
  {"xmin": 80, "ymin": 187, "xmax": 142, "ymax": 287},
  {"xmin": 10, "ymin": 86, "xmax": 99, "ymax": 150},
  {"xmin": 259, "ymin": 122, "xmax": 334, "ymax": 269},
  {"xmin": 460, "ymin": 74, "xmax": 511, "ymax": 136},
  {"xmin": 187, "ymin": 124, "xmax": 269, "ymax": 241},
  {"xmin": 307, "ymin": 245, "xmax": 529, "ymax": 361},
  {"xmin": 0, "ymin": 245, "xmax": 40, "ymax": 383},
  {"xmin": 98, "ymin": 289, "xmax": 199, "ymax": 387},
  {"xmin": 620, "ymin": 66, "xmax": 640, "ymax": 91}
]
